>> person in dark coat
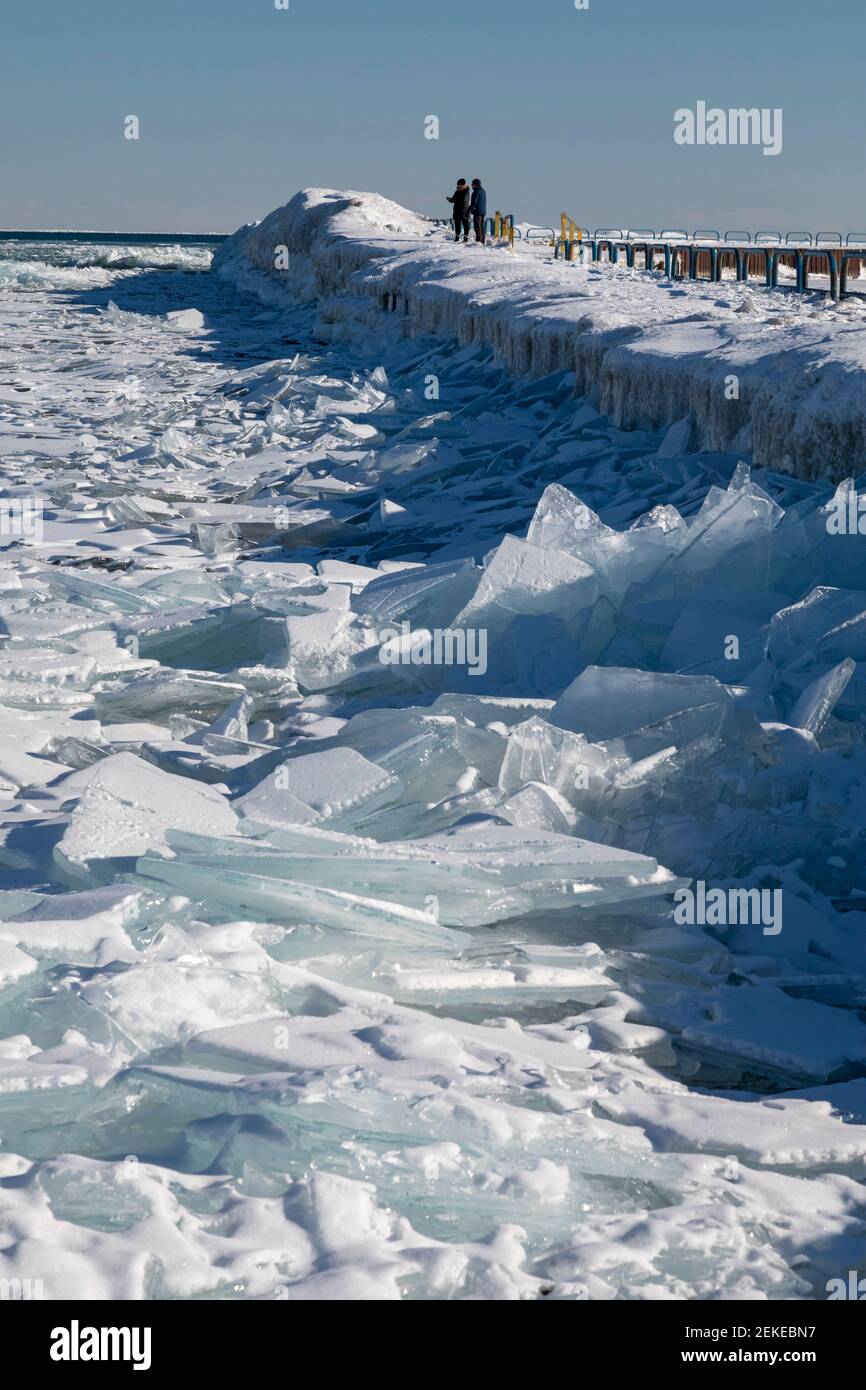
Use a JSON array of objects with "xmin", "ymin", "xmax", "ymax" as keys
[
  {"xmin": 469, "ymin": 180, "xmax": 487, "ymax": 244},
  {"xmin": 447, "ymin": 180, "xmax": 471, "ymax": 243}
]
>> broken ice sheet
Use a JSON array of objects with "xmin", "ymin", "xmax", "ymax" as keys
[
  {"xmin": 551, "ymin": 666, "xmax": 735, "ymax": 742},
  {"xmin": 455, "ymin": 533, "xmax": 598, "ymax": 633},
  {"xmin": 235, "ymin": 746, "xmax": 403, "ymax": 830},
  {"xmin": 0, "ymin": 212, "xmax": 865, "ymax": 1300},
  {"xmin": 54, "ymin": 753, "xmax": 237, "ymax": 884},
  {"xmin": 598, "ymin": 1087, "xmax": 866, "ymax": 1171},
  {"xmin": 790, "ymin": 658, "xmax": 856, "ymax": 735}
]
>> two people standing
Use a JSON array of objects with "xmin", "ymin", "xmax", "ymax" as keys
[{"xmin": 447, "ymin": 179, "xmax": 487, "ymax": 245}]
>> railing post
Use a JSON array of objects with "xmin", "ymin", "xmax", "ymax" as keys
[
  {"xmin": 795, "ymin": 250, "xmax": 805, "ymax": 293},
  {"xmin": 841, "ymin": 252, "xmax": 856, "ymax": 299}
]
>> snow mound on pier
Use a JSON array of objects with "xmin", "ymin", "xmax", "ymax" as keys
[{"xmin": 214, "ymin": 188, "xmax": 430, "ymax": 303}]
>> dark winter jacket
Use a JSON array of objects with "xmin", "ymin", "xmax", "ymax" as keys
[
  {"xmin": 469, "ymin": 185, "xmax": 487, "ymax": 218},
  {"xmin": 447, "ymin": 185, "xmax": 472, "ymax": 218}
]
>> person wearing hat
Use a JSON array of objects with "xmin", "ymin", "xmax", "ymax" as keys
[
  {"xmin": 469, "ymin": 179, "xmax": 487, "ymax": 244},
  {"xmin": 447, "ymin": 179, "xmax": 472, "ymax": 244}
]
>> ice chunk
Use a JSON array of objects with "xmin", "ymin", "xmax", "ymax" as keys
[
  {"xmin": 769, "ymin": 587, "xmax": 866, "ymax": 669},
  {"xmin": 599, "ymin": 1089, "xmax": 866, "ymax": 1169},
  {"xmin": 0, "ymin": 1059, "xmax": 89, "ymax": 1094},
  {"xmin": 526, "ymin": 486, "xmax": 685, "ymax": 601},
  {"xmin": 284, "ymin": 609, "xmax": 372, "ymax": 691},
  {"xmin": 526, "ymin": 484, "xmax": 608, "ymax": 555},
  {"xmin": 379, "ymin": 498, "xmax": 410, "ymax": 524},
  {"xmin": 54, "ymin": 753, "xmax": 237, "ymax": 883},
  {"xmin": 658, "ymin": 607, "xmax": 765, "ymax": 677},
  {"xmin": 237, "ymin": 747, "xmax": 401, "ymax": 829},
  {"xmin": 407, "ymin": 822, "xmax": 677, "ymax": 912},
  {"xmin": 657, "ymin": 416, "xmax": 692, "ymax": 457},
  {"xmin": 353, "ymin": 557, "xmax": 480, "ymax": 629},
  {"xmin": 234, "ymin": 784, "xmax": 318, "ymax": 830},
  {"xmin": 497, "ymin": 782, "xmax": 577, "ymax": 835},
  {"xmin": 657, "ymin": 983, "xmax": 866, "ymax": 1085},
  {"xmin": 165, "ymin": 308, "xmax": 207, "ymax": 331},
  {"xmin": 790, "ymin": 659, "xmax": 856, "ymax": 734},
  {"xmin": 671, "ymin": 466, "xmax": 784, "ymax": 589},
  {"xmin": 454, "ymin": 534, "xmax": 597, "ymax": 628},
  {"xmin": 80, "ymin": 962, "xmax": 275, "ymax": 1050},
  {"xmin": 136, "ymin": 856, "xmax": 464, "ymax": 947},
  {"xmin": 121, "ymin": 602, "xmax": 283, "ymax": 668},
  {"xmin": 431, "ymin": 694, "xmax": 555, "ymax": 727},
  {"xmin": 551, "ymin": 666, "xmax": 733, "ymax": 741},
  {"xmin": 192, "ymin": 522, "xmax": 241, "ymax": 558},
  {"xmin": 372, "ymin": 722, "xmax": 498, "ymax": 812},
  {"xmin": 498, "ymin": 717, "xmax": 617, "ymax": 800},
  {"xmin": 94, "ymin": 672, "xmax": 253, "ymax": 722}
]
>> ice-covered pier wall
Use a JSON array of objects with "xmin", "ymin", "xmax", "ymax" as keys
[{"xmin": 214, "ymin": 190, "xmax": 866, "ymax": 482}]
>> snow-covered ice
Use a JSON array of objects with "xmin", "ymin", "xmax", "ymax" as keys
[{"xmin": 0, "ymin": 204, "xmax": 864, "ymax": 1300}]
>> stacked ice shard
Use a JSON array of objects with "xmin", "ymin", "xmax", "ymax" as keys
[{"xmin": 0, "ymin": 219, "xmax": 865, "ymax": 1301}]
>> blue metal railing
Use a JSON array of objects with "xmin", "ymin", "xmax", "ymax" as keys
[
  {"xmin": 431, "ymin": 216, "xmax": 866, "ymax": 299},
  {"xmin": 546, "ymin": 227, "xmax": 866, "ymax": 300}
]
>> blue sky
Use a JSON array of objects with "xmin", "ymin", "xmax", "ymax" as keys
[{"xmin": 1, "ymin": 0, "xmax": 862, "ymax": 234}]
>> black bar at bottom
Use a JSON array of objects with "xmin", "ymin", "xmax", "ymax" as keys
[{"xmin": 0, "ymin": 1297, "xmax": 860, "ymax": 1376}]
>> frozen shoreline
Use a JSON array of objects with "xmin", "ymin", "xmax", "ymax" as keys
[
  {"xmin": 215, "ymin": 189, "xmax": 866, "ymax": 482},
  {"xmin": 0, "ymin": 231, "xmax": 865, "ymax": 1300}
]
